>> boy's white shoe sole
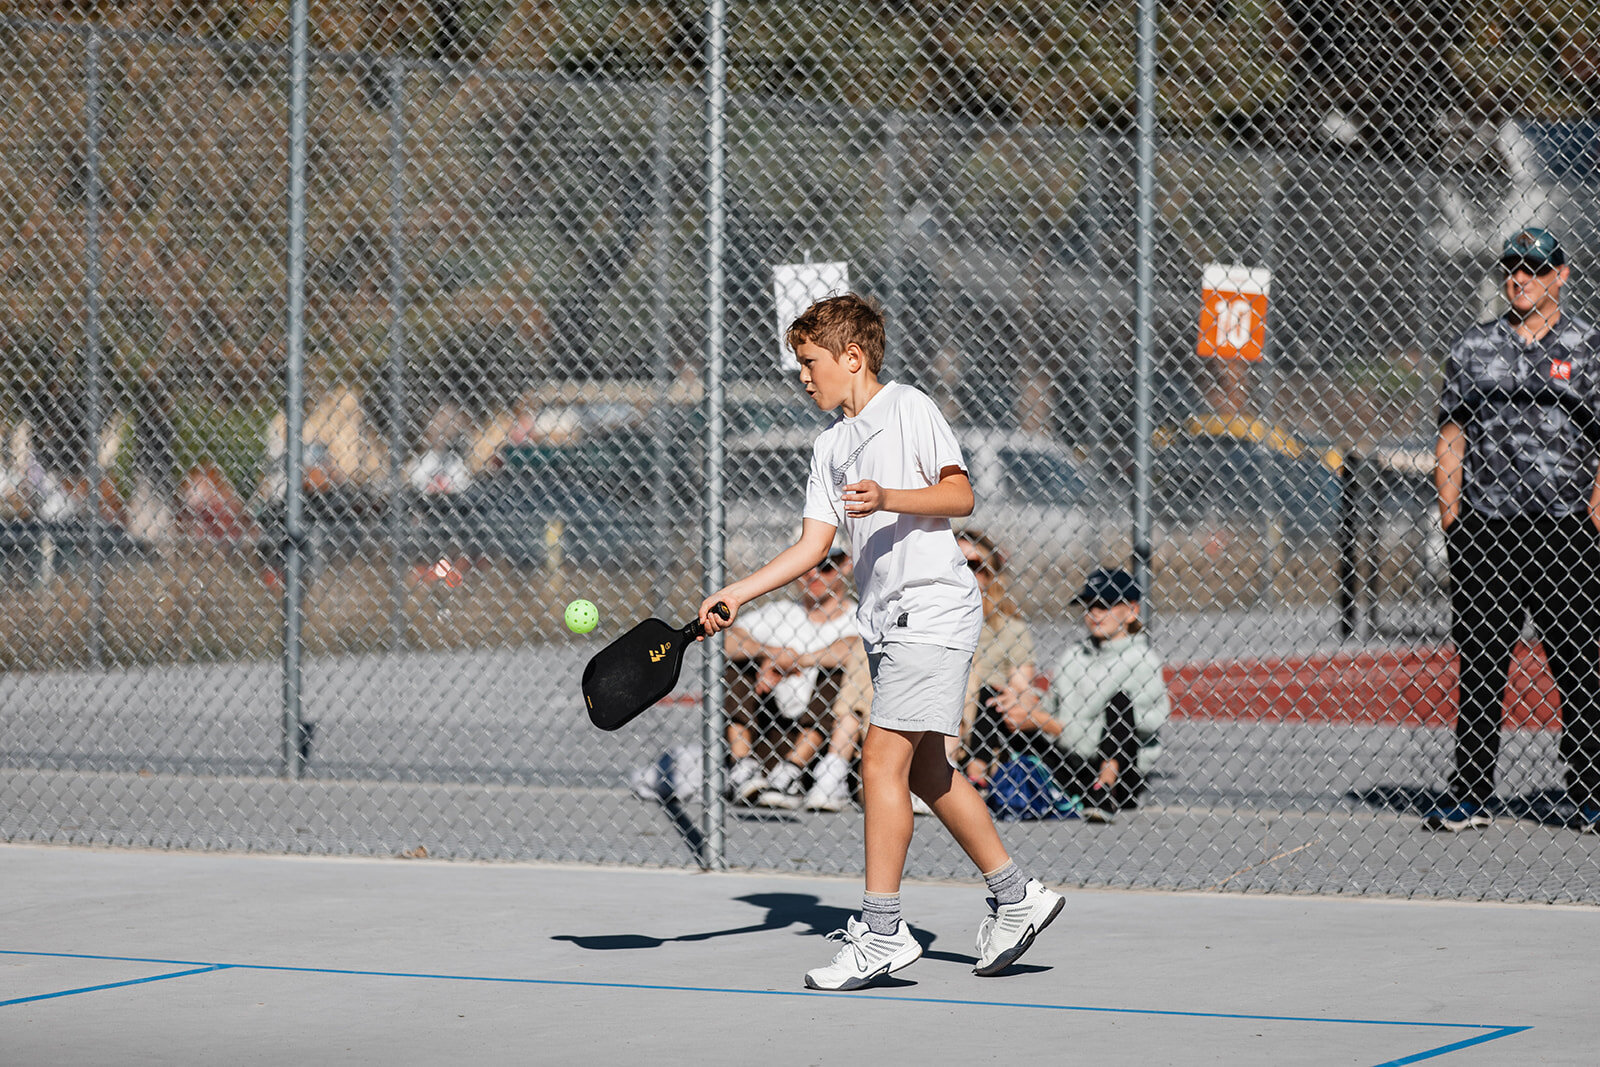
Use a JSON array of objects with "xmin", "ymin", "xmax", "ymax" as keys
[
  {"xmin": 804, "ymin": 917, "xmax": 922, "ymax": 991},
  {"xmin": 973, "ymin": 879, "xmax": 1064, "ymax": 977}
]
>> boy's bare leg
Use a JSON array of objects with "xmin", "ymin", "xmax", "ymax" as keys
[
  {"xmin": 908, "ymin": 733, "xmax": 1010, "ymax": 875},
  {"xmin": 860, "ymin": 725, "xmax": 918, "ymax": 894}
]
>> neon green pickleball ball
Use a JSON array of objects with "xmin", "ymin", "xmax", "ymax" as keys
[{"xmin": 564, "ymin": 598, "xmax": 599, "ymax": 634}]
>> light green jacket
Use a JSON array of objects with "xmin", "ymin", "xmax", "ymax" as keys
[{"xmin": 1043, "ymin": 632, "xmax": 1170, "ymax": 771}]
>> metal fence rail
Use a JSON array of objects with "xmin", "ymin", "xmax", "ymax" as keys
[{"xmin": 2, "ymin": 3, "xmax": 1599, "ymax": 902}]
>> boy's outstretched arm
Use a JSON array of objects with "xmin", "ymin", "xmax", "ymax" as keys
[
  {"xmin": 843, "ymin": 465, "xmax": 973, "ymax": 519},
  {"xmin": 698, "ymin": 518, "xmax": 838, "ymax": 636}
]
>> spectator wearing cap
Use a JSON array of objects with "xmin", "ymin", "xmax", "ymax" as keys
[
  {"xmin": 981, "ymin": 567, "xmax": 1170, "ymax": 821},
  {"xmin": 1428, "ymin": 226, "xmax": 1600, "ymax": 833}
]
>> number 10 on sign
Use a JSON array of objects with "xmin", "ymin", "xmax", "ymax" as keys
[{"xmin": 1196, "ymin": 264, "xmax": 1271, "ymax": 361}]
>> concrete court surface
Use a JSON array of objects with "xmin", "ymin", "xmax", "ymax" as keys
[{"xmin": 1, "ymin": 845, "xmax": 1593, "ymax": 1066}]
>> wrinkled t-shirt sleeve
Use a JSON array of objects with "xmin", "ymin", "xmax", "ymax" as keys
[
  {"xmin": 906, "ymin": 391, "xmax": 967, "ymax": 485},
  {"xmin": 803, "ymin": 438, "xmax": 842, "ymax": 526}
]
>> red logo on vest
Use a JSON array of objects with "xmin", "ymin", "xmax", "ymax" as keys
[{"xmin": 1551, "ymin": 359, "xmax": 1573, "ymax": 380}]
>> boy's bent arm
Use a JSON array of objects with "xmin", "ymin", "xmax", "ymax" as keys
[
  {"xmin": 843, "ymin": 466, "xmax": 974, "ymax": 519},
  {"xmin": 698, "ymin": 518, "xmax": 837, "ymax": 635}
]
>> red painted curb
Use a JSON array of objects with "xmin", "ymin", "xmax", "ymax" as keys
[{"xmin": 1167, "ymin": 644, "xmax": 1562, "ymax": 731}]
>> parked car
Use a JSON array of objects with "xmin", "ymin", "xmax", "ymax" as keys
[
  {"xmin": 1152, "ymin": 415, "xmax": 1342, "ymax": 534},
  {"xmin": 411, "ymin": 440, "xmax": 655, "ymax": 569},
  {"xmin": 0, "ymin": 516, "xmax": 149, "ymax": 582},
  {"xmin": 955, "ymin": 427, "xmax": 1095, "ymax": 566},
  {"xmin": 722, "ymin": 425, "xmax": 1094, "ymax": 572}
]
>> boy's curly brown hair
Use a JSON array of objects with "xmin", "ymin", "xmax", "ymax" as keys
[{"xmin": 784, "ymin": 292, "xmax": 885, "ymax": 374}]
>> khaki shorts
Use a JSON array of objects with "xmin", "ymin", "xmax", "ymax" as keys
[{"xmin": 867, "ymin": 642, "xmax": 973, "ymax": 736}]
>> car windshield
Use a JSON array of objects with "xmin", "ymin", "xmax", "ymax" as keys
[{"xmin": 997, "ymin": 447, "xmax": 1084, "ymax": 501}]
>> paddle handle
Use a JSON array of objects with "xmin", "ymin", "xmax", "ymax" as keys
[{"xmin": 687, "ymin": 601, "xmax": 730, "ymax": 640}]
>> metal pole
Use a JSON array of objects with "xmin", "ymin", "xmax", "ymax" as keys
[
  {"xmin": 883, "ymin": 113, "xmax": 904, "ymax": 376},
  {"xmin": 1085, "ymin": 131, "xmax": 1110, "ymax": 562},
  {"xmin": 83, "ymin": 28, "xmax": 106, "ymax": 666},
  {"xmin": 1131, "ymin": 0, "xmax": 1158, "ymax": 605},
  {"xmin": 651, "ymin": 89, "xmax": 673, "ymax": 616},
  {"xmin": 699, "ymin": 0, "xmax": 728, "ymax": 870},
  {"xmin": 282, "ymin": 0, "xmax": 310, "ymax": 778},
  {"xmin": 1256, "ymin": 158, "xmax": 1280, "ymax": 608},
  {"xmin": 386, "ymin": 56, "xmax": 409, "ymax": 652}
]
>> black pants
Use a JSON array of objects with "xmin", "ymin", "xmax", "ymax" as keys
[
  {"xmin": 1447, "ymin": 512, "xmax": 1600, "ymax": 807},
  {"xmin": 724, "ymin": 661, "xmax": 843, "ymax": 766},
  {"xmin": 970, "ymin": 690, "xmax": 1147, "ymax": 812}
]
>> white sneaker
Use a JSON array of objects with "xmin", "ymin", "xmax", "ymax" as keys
[
  {"xmin": 803, "ymin": 778, "xmax": 853, "ymax": 811},
  {"xmin": 804, "ymin": 917, "xmax": 922, "ymax": 991},
  {"xmin": 756, "ymin": 778, "xmax": 806, "ymax": 810},
  {"xmin": 973, "ymin": 879, "xmax": 1064, "ymax": 977},
  {"xmin": 726, "ymin": 757, "xmax": 766, "ymax": 804}
]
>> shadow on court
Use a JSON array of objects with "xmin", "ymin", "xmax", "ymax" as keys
[{"xmin": 551, "ymin": 891, "xmax": 1001, "ymax": 968}]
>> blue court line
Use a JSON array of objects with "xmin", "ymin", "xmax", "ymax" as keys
[
  {"xmin": 0, "ymin": 964, "xmax": 227, "ymax": 1007},
  {"xmin": 0, "ymin": 950, "xmax": 1528, "ymax": 1066}
]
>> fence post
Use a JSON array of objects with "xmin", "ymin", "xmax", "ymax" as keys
[
  {"xmin": 385, "ymin": 55, "xmax": 409, "ymax": 652},
  {"xmin": 1255, "ymin": 157, "xmax": 1281, "ymax": 609},
  {"xmin": 281, "ymin": 0, "xmax": 311, "ymax": 779},
  {"xmin": 83, "ymin": 26, "xmax": 106, "ymax": 667},
  {"xmin": 883, "ymin": 112, "xmax": 904, "ymax": 376},
  {"xmin": 699, "ymin": 0, "xmax": 729, "ymax": 870},
  {"xmin": 651, "ymin": 88, "xmax": 673, "ymax": 616},
  {"xmin": 1131, "ymin": 0, "xmax": 1158, "ymax": 606}
]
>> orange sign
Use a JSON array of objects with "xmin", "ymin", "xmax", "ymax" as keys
[{"xmin": 1197, "ymin": 264, "xmax": 1271, "ymax": 361}]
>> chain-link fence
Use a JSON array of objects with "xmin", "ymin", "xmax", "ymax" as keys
[{"xmin": 3, "ymin": 3, "xmax": 1599, "ymax": 902}]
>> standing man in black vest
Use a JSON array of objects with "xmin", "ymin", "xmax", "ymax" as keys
[{"xmin": 1428, "ymin": 226, "xmax": 1600, "ymax": 832}]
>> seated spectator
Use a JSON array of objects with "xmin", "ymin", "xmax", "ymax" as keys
[
  {"xmin": 803, "ymin": 638, "xmax": 873, "ymax": 812},
  {"xmin": 722, "ymin": 549, "xmax": 859, "ymax": 808},
  {"xmin": 768, "ymin": 532, "xmax": 1031, "ymax": 817},
  {"xmin": 980, "ymin": 568, "xmax": 1170, "ymax": 822},
  {"xmin": 954, "ymin": 530, "xmax": 1039, "ymax": 785}
]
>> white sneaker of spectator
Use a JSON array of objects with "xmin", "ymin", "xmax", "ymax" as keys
[
  {"xmin": 803, "ymin": 754, "xmax": 853, "ymax": 811},
  {"xmin": 756, "ymin": 761, "xmax": 806, "ymax": 809},
  {"xmin": 726, "ymin": 756, "xmax": 766, "ymax": 804}
]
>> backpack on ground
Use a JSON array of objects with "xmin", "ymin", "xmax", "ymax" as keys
[{"xmin": 985, "ymin": 755, "xmax": 1079, "ymax": 820}]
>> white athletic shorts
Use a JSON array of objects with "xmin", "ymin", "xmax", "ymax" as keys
[{"xmin": 867, "ymin": 641, "xmax": 974, "ymax": 736}]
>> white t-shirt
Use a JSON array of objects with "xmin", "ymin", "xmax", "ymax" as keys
[
  {"xmin": 803, "ymin": 382, "xmax": 982, "ymax": 652},
  {"xmin": 735, "ymin": 600, "xmax": 858, "ymax": 719}
]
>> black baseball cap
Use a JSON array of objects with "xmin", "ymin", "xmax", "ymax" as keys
[
  {"xmin": 1073, "ymin": 568, "xmax": 1142, "ymax": 607},
  {"xmin": 1500, "ymin": 227, "xmax": 1565, "ymax": 273}
]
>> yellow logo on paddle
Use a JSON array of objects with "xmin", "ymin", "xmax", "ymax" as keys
[{"xmin": 648, "ymin": 642, "xmax": 671, "ymax": 663}]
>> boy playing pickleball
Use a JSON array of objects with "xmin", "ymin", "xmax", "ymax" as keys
[{"xmin": 699, "ymin": 293, "xmax": 1062, "ymax": 989}]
